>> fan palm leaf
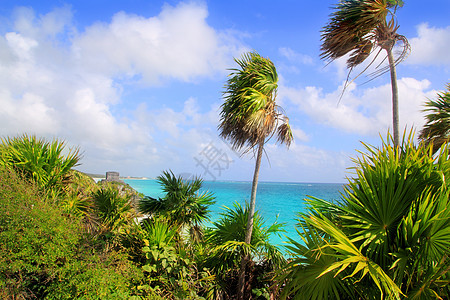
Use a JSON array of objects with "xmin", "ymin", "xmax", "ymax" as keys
[
  {"xmin": 280, "ymin": 131, "xmax": 449, "ymax": 299},
  {"xmin": 0, "ymin": 134, "xmax": 81, "ymax": 195},
  {"xmin": 139, "ymin": 170, "xmax": 215, "ymax": 243},
  {"xmin": 205, "ymin": 202, "xmax": 285, "ymax": 273},
  {"xmin": 92, "ymin": 183, "xmax": 134, "ymax": 233}
]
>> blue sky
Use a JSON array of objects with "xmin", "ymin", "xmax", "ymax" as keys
[{"xmin": 0, "ymin": 1, "xmax": 449, "ymax": 183}]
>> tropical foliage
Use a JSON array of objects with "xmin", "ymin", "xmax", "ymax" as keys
[
  {"xmin": 139, "ymin": 170, "xmax": 215, "ymax": 243},
  {"xmin": 0, "ymin": 163, "xmax": 144, "ymax": 300},
  {"xmin": 139, "ymin": 217, "xmax": 216, "ymax": 299},
  {"xmin": 204, "ymin": 202, "xmax": 285, "ymax": 299},
  {"xmin": 219, "ymin": 51, "xmax": 292, "ymax": 299},
  {"xmin": 278, "ymin": 133, "xmax": 450, "ymax": 299},
  {"xmin": 320, "ymin": 0, "xmax": 410, "ymax": 145},
  {"xmin": 0, "ymin": 134, "xmax": 81, "ymax": 195},
  {"xmin": 92, "ymin": 183, "xmax": 135, "ymax": 234},
  {"xmin": 419, "ymin": 83, "xmax": 450, "ymax": 153}
]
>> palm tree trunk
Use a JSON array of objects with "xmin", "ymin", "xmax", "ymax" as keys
[
  {"xmin": 387, "ymin": 47, "xmax": 400, "ymax": 146},
  {"xmin": 237, "ymin": 140, "xmax": 264, "ymax": 300}
]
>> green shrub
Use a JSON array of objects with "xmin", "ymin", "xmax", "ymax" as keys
[
  {"xmin": 92, "ymin": 183, "xmax": 136, "ymax": 235},
  {"xmin": 45, "ymin": 249, "xmax": 144, "ymax": 300},
  {"xmin": 204, "ymin": 202, "xmax": 285, "ymax": 299},
  {"xmin": 0, "ymin": 165, "xmax": 145, "ymax": 299},
  {"xmin": 0, "ymin": 165, "xmax": 80, "ymax": 298}
]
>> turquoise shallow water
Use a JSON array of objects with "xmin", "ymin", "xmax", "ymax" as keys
[{"xmin": 124, "ymin": 179, "xmax": 344, "ymax": 248}]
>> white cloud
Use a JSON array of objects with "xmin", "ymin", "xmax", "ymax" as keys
[
  {"xmin": 291, "ymin": 127, "xmax": 309, "ymax": 142},
  {"xmin": 281, "ymin": 78, "xmax": 436, "ymax": 136},
  {"xmin": 279, "ymin": 47, "xmax": 313, "ymax": 65},
  {"xmin": 72, "ymin": 2, "xmax": 245, "ymax": 83},
  {"xmin": 5, "ymin": 32, "xmax": 38, "ymax": 60},
  {"xmin": 407, "ymin": 23, "xmax": 450, "ymax": 65},
  {"xmin": 0, "ymin": 4, "xmax": 246, "ymax": 176},
  {"xmin": 262, "ymin": 142, "xmax": 350, "ymax": 183}
]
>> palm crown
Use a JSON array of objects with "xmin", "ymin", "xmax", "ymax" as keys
[
  {"xmin": 320, "ymin": 0, "xmax": 410, "ymax": 146},
  {"xmin": 219, "ymin": 51, "xmax": 293, "ymax": 152},
  {"xmin": 321, "ymin": 0, "xmax": 409, "ymax": 72}
]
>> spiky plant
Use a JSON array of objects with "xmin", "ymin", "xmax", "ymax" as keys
[
  {"xmin": 204, "ymin": 202, "xmax": 285, "ymax": 299},
  {"xmin": 139, "ymin": 170, "xmax": 215, "ymax": 243},
  {"xmin": 278, "ymin": 132, "xmax": 450, "ymax": 299},
  {"xmin": 92, "ymin": 183, "xmax": 135, "ymax": 235},
  {"xmin": 0, "ymin": 134, "xmax": 81, "ymax": 196}
]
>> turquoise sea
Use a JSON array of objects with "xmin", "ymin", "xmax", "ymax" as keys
[{"xmin": 124, "ymin": 179, "xmax": 344, "ymax": 248}]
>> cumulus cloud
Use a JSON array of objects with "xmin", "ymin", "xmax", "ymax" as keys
[
  {"xmin": 407, "ymin": 23, "xmax": 450, "ymax": 65},
  {"xmin": 279, "ymin": 47, "xmax": 313, "ymax": 65},
  {"xmin": 281, "ymin": 78, "xmax": 436, "ymax": 136},
  {"xmin": 0, "ymin": 3, "xmax": 246, "ymax": 176},
  {"xmin": 262, "ymin": 142, "xmax": 349, "ymax": 182},
  {"xmin": 72, "ymin": 2, "xmax": 245, "ymax": 83},
  {"xmin": 291, "ymin": 127, "xmax": 309, "ymax": 142}
]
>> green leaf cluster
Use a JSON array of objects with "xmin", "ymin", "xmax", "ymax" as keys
[
  {"xmin": 138, "ymin": 218, "xmax": 216, "ymax": 299},
  {"xmin": 203, "ymin": 202, "xmax": 285, "ymax": 298},
  {"xmin": 0, "ymin": 134, "xmax": 81, "ymax": 196},
  {"xmin": 279, "ymin": 133, "xmax": 450, "ymax": 299},
  {"xmin": 139, "ymin": 170, "xmax": 215, "ymax": 243},
  {"xmin": 0, "ymin": 164, "xmax": 144, "ymax": 299}
]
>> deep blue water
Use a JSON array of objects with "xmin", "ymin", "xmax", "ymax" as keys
[{"xmin": 124, "ymin": 179, "xmax": 344, "ymax": 248}]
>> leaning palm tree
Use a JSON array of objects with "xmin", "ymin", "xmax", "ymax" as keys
[
  {"xmin": 419, "ymin": 83, "xmax": 450, "ymax": 154},
  {"xmin": 321, "ymin": 0, "xmax": 410, "ymax": 145},
  {"xmin": 218, "ymin": 51, "xmax": 293, "ymax": 299}
]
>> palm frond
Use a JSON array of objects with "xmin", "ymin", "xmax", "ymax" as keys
[
  {"xmin": 219, "ymin": 51, "xmax": 293, "ymax": 153},
  {"xmin": 139, "ymin": 170, "xmax": 215, "ymax": 243},
  {"xmin": 419, "ymin": 83, "xmax": 450, "ymax": 153},
  {"xmin": 0, "ymin": 134, "xmax": 81, "ymax": 195},
  {"xmin": 320, "ymin": 0, "xmax": 410, "ymax": 86},
  {"xmin": 280, "ymin": 131, "xmax": 449, "ymax": 299},
  {"xmin": 205, "ymin": 202, "xmax": 285, "ymax": 272}
]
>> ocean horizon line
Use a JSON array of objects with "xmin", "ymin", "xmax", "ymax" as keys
[{"xmin": 123, "ymin": 177, "xmax": 346, "ymax": 185}]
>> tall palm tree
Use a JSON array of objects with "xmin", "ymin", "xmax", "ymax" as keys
[
  {"xmin": 419, "ymin": 83, "xmax": 450, "ymax": 153},
  {"xmin": 218, "ymin": 51, "xmax": 293, "ymax": 299},
  {"xmin": 321, "ymin": 0, "xmax": 410, "ymax": 146}
]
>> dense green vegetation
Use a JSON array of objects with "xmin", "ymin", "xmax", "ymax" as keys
[
  {"xmin": 0, "ymin": 135, "xmax": 286, "ymax": 299},
  {"xmin": 2, "ymin": 131, "xmax": 448, "ymax": 299},
  {"xmin": 278, "ymin": 133, "xmax": 450, "ymax": 299},
  {"xmin": 0, "ymin": 161, "xmax": 144, "ymax": 299}
]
